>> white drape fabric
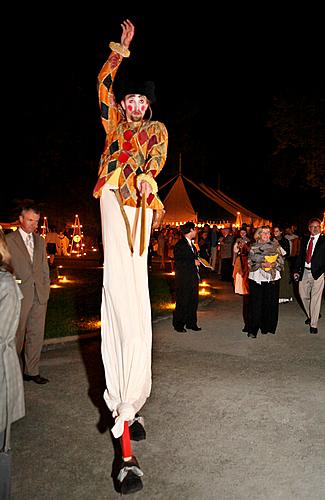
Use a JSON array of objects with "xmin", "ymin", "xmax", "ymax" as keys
[{"xmin": 100, "ymin": 185, "xmax": 153, "ymax": 438}]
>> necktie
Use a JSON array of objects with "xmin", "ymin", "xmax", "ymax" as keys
[
  {"xmin": 26, "ymin": 233, "xmax": 34, "ymax": 262},
  {"xmin": 191, "ymin": 243, "xmax": 200, "ymax": 279},
  {"xmin": 305, "ymin": 236, "xmax": 314, "ymax": 264}
]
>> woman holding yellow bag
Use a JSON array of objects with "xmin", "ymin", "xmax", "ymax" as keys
[{"xmin": 246, "ymin": 226, "xmax": 284, "ymax": 338}]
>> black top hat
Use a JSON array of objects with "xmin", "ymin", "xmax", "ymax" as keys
[{"xmin": 115, "ymin": 78, "xmax": 156, "ymax": 104}]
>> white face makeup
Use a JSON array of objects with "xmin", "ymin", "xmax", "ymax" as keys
[{"xmin": 122, "ymin": 94, "xmax": 149, "ymax": 122}]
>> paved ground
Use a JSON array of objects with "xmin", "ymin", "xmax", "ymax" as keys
[{"xmin": 10, "ymin": 277, "xmax": 325, "ymax": 500}]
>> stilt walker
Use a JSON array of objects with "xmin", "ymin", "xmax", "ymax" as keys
[{"xmin": 93, "ymin": 19, "xmax": 168, "ymax": 494}]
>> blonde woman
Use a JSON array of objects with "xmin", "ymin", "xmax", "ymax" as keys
[{"xmin": 246, "ymin": 226, "xmax": 284, "ymax": 338}]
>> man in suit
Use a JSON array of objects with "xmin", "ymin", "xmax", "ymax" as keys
[
  {"xmin": 173, "ymin": 222, "xmax": 202, "ymax": 333},
  {"xmin": 293, "ymin": 218, "xmax": 325, "ymax": 334},
  {"xmin": 6, "ymin": 202, "xmax": 50, "ymax": 383}
]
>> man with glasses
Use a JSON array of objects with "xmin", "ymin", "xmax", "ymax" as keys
[{"xmin": 293, "ymin": 219, "xmax": 325, "ymax": 334}]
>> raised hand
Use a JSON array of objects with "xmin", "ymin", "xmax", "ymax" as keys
[{"xmin": 121, "ymin": 19, "xmax": 135, "ymax": 49}]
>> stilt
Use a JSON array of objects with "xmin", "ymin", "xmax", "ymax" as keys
[
  {"xmin": 121, "ymin": 421, "xmax": 132, "ymax": 461},
  {"xmin": 117, "ymin": 421, "xmax": 144, "ymax": 494}
]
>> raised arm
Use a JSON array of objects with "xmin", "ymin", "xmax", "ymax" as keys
[{"xmin": 97, "ymin": 20, "xmax": 135, "ymax": 134}]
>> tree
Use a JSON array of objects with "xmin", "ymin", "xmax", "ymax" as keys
[{"xmin": 267, "ymin": 95, "xmax": 325, "ymax": 198}]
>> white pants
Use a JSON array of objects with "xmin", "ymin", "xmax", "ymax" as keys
[
  {"xmin": 299, "ymin": 270, "xmax": 324, "ymax": 328},
  {"xmin": 100, "ymin": 186, "xmax": 153, "ymax": 438}
]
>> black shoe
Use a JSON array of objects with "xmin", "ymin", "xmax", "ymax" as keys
[
  {"xmin": 174, "ymin": 327, "xmax": 187, "ymax": 333},
  {"xmin": 261, "ymin": 331, "xmax": 268, "ymax": 335},
  {"xmin": 23, "ymin": 374, "xmax": 49, "ymax": 384},
  {"xmin": 247, "ymin": 333, "xmax": 257, "ymax": 338},
  {"xmin": 129, "ymin": 416, "xmax": 146, "ymax": 441},
  {"xmin": 117, "ymin": 456, "xmax": 144, "ymax": 495},
  {"xmin": 242, "ymin": 326, "xmax": 248, "ymax": 333},
  {"xmin": 309, "ymin": 327, "xmax": 318, "ymax": 334},
  {"xmin": 186, "ymin": 326, "xmax": 202, "ymax": 331}
]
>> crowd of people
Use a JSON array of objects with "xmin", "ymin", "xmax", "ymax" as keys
[
  {"xmin": 151, "ymin": 222, "xmax": 294, "ymax": 276},
  {"xmin": 150, "ymin": 219, "xmax": 324, "ymax": 340}
]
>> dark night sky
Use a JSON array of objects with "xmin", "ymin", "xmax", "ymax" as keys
[{"xmin": 3, "ymin": 6, "xmax": 324, "ymax": 229}]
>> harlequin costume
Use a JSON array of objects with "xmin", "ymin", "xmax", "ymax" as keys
[
  {"xmin": 93, "ymin": 42, "xmax": 167, "ymax": 208},
  {"xmin": 93, "ymin": 40, "xmax": 168, "ymax": 493}
]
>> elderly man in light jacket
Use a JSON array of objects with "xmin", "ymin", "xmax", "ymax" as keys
[{"xmin": 0, "ymin": 229, "xmax": 25, "ymax": 500}]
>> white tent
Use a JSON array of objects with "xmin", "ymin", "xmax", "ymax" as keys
[
  {"xmin": 160, "ymin": 173, "xmax": 271, "ymax": 227},
  {"xmin": 161, "ymin": 174, "xmax": 197, "ymax": 225}
]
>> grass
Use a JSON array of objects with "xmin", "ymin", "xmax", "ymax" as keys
[
  {"xmin": 45, "ymin": 259, "xmax": 215, "ymax": 339},
  {"xmin": 45, "ymin": 267, "xmax": 102, "ymax": 339},
  {"xmin": 45, "ymin": 262, "xmax": 175, "ymax": 339}
]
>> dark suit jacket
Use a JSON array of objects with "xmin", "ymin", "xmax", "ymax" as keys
[
  {"xmin": 294, "ymin": 233, "xmax": 325, "ymax": 281},
  {"xmin": 174, "ymin": 237, "xmax": 199, "ymax": 288},
  {"xmin": 6, "ymin": 230, "xmax": 50, "ymax": 304}
]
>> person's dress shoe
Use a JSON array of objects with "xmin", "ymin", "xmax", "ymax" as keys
[
  {"xmin": 309, "ymin": 327, "xmax": 318, "ymax": 334},
  {"xmin": 174, "ymin": 327, "xmax": 187, "ymax": 333},
  {"xmin": 187, "ymin": 326, "xmax": 202, "ymax": 331},
  {"xmin": 117, "ymin": 456, "xmax": 143, "ymax": 495},
  {"xmin": 129, "ymin": 415, "xmax": 146, "ymax": 441},
  {"xmin": 242, "ymin": 326, "xmax": 248, "ymax": 333},
  {"xmin": 23, "ymin": 374, "xmax": 49, "ymax": 384}
]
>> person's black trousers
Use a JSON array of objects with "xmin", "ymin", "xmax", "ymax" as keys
[
  {"xmin": 173, "ymin": 283, "xmax": 199, "ymax": 329},
  {"xmin": 221, "ymin": 258, "xmax": 233, "ymax": 281},
  {"xmin": 247, "ymin": 279, "xmax": 280, "ymax": 335}
]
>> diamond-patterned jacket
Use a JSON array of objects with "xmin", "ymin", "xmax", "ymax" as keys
[{"xmin": 93, "ymin": 48, "xmax": 168, "ymax": 209}]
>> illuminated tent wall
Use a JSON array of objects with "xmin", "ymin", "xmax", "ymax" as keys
[
  {"xmin": 162, "ymin": 174, "xmax": 197, "ymax": 225},
  {"xmin": 0, "ymin": 221, "xmax": 20, "ymax": 231},
  {"xmin": 192, "ymin": 181, "xmax": 271, "ymax": 227},
  {"xmin": 160, "ymin": 173, "xmax": 271, "ymax": 227}
]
